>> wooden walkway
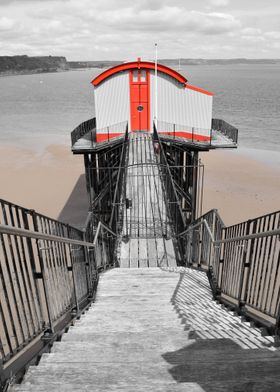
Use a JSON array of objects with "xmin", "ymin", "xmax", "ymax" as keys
[
  {"xmin": 15, "ymin": 268, "xmax": 280, "ymax": 392},
  {"xmin": 119, "ymin": 133, "xmax": 176, "ymax": 268}
]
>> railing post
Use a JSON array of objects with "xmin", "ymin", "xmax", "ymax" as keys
[
  {"xmin": 198, "ymin": 222, "xmax": 203, "ymax": 268},
  {"xmin": 275, "ymin": 302, "xmax": 280, "ymax": 339},
  {"xmin": 82, "ymin": 229, "xmax": 93, "ymax": 298},
  {"xmin": 186, "ymin": 233, "xmax": 192, "ymax": 267},
  {"xmin": 192, "ymin": 127, "xmax": 194, "ymax": 142},
  {"xmin": 238, "ymin": 219, "xmax": 254, "ymax": 308},
  {"xmin": 30, "ymin": 210, "xmax": 54, "ymax": 333},
  {"xmin": 218, "ymin": 227, "xmax": 225, "ymax": 291},
  {"xmin": 208, "ymin": 210, "xmax": 216, "ymax": 268},
  {"xmin": 67, "ymin": 225, "xmax": 80, "ymax": 315},
  {"xmin": 173, "ymin": 123, "xmax": 175, "ymax": 139},
  {"xmin": 22, "ymin": 210, "xmax": 43, "ymax": 322}
]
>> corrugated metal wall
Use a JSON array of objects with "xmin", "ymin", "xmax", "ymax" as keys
[
  {"xmin": 93, "ymin": 68, "xmax": 213, "ymax": 139},
  {"xmin": 150, "ymin": 71, "xmax": 212, "ymax": 136},
  {"xmin": 94, "ymin": 71, "xmax": 130, "ymax": 134}
]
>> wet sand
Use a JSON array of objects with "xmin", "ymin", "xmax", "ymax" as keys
[
  {"xmin": 0, "ymin": 144, "xmax": 279, "ymax": 227},
  {"xmin": 201, "ymin": 149, "xmax": 280, "ymax": 225},
  {"xmin": 0, "ymin": 144, "xmax": 88, "ymax": 227}
]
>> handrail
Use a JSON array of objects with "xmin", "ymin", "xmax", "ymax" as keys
[
  {"xmin": 156, "ymin": 118, "xmax": 238, "ymax": 146},
  {"xmin": 0, "ymin": 198, "xmax": 118, "ymax": 389},
  {"xmin": 93, "ymin": 221, "xmax": 118, "ymax": 247},
  {"xmin": 216, "ymin": 228, "xmax": 280, "ymax": 244},
  {"xmin": 71, "ymin": 117, "xmax": 96, "ymax": 147},
  {"xmin": 177, "ymin": 219, "xmax": 214, "ymax": 242},
  {"xmin": 179, "ymin": 219, "xmax": 280, "ymax": 244},
  {"xmin": 212, "ymin": 118, "xmax": 238, "ymax": 144},
  {"xmin": 0, "ymin": 223, "xmax": 94, "ymax": 247},
  {"xmin": 183, "ymin": 208, "xmax": 280, "ymax": 332},
  {"xmin": 153, "ymin": 124, "xmax": 186, "ymax": 235},
  {"xmin": 0, "ymin": 221, "xmax": 118, "ymax": 247}
]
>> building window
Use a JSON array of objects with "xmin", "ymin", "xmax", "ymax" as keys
[
  {"xmin": 133, "ymin": 70, "xmax": 138, "ymax": 82},
  {"xmin": 141, "ymin": 70, "xmax": 146, "ymax": 82}
]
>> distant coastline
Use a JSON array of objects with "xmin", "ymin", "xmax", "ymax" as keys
[
  {"xmin": 1, "ymin": 55, "xmax": 280, "ymax": 77},
  {"xmin": 0, "ymin": 55, "xmax": 120, "ymax": 77}
]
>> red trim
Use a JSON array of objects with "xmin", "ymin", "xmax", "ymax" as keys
[
  {"xmin": 96, "ymin": 132, "xmax": 124, "ymax": 142},
  {"xmin": 92, "ymin": 61, "xmax": 187, "ymax": 86},
  {"xmin": 129, "ymin": 70, "xmax": 133, "ymax": 131},
  {"xmin": 129, "ymin": 69, "xmax": 150, "ymax": 132},
  {"xmin": 147, "ymin": 70, "xmax": 150, "ymax": 131},
  {"xmin": 185, "ymin": 84, "xmax": 214, "ymax": 96},
  {"xmin": 159, "ymin": 131, "xmax": 210, "ymax": 142}
]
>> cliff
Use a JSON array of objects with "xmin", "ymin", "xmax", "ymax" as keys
[{"xmin": 0, "ymin": 55, "xmax": 69, "ymax": 75}]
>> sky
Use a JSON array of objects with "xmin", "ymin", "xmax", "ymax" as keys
[{"xmin": 0, "ymin": 0, "xmax": 280, "ymax": 60}]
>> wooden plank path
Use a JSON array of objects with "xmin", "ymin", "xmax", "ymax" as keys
[
  {"xmin": 119, "ymin": 132, "xmax": 176, "ymax": 268},
  {"xmin": 15, "ymin": 268, "xmax": 280, "ymax": 391}
]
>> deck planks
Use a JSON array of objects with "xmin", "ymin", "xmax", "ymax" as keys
[{"xmin": 119, "ymin": 132, "xmax": 176, "ymax": 268}]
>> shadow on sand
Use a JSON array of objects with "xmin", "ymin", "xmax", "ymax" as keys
[{"xmin": 57, "ymin": 174, "xmax": 89, "ymax": 229}]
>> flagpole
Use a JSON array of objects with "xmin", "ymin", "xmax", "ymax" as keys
[{"xmin": 155, "ymin": 43, "xmax": 158, "ymax": 130}]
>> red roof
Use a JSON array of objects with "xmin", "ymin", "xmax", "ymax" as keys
[
  {"xmin": 91, "ymin": 60, "xmax": 187, "ymax": 86},
  {"xmin": 91, "ymin": 59, "xmax": 214, "ymax": 96}
]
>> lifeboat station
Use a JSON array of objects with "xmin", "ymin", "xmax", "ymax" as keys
[{"xmin": 0, "ymin": 60, "xmax": 280, "ymax": 391}]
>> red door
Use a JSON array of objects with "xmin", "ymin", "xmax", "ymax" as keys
[{"xmin": 130, "ymin": 69, "xmax": 150, "ymax": 131}]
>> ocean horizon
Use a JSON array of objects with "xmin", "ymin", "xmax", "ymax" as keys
[{"xmin": 0, "ymin": 64, "xmax": 279, "ymax": 163}]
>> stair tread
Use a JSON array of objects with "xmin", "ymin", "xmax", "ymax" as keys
[{"xmin": 15, "ymin": 268, "xmax": 280, "ymax": 391}]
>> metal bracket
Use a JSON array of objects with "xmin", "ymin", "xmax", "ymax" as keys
[{"xmin": 34, "ymin": 272, "xmax": 43, "ymax": 279}]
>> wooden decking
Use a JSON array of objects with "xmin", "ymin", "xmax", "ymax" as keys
[
  {"xmin": 118, "ymin": 132, "xmax": 176, "ymax": 268},
  {"xmin": 15, "ymin": 268, "xmax": 280, "ymax": 392}
]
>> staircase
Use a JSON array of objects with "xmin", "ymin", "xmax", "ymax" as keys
[{"xmin": 13, "ymin": 268, "xmax": 280, "ymax": 392}]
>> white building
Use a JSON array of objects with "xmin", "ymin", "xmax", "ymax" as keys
[{"xmin": 92, "ymin": 58, "xmax": 214, "ymax": 143}]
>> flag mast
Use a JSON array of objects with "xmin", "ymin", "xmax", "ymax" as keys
[{"xmin": 154, "ymin": 43, "xmax": 158, "ymax": 130}]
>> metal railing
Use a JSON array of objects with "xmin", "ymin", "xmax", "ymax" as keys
[
  {"xmin": 182, "ymin": 209, "xmax": 280, "ymax": 331},
  {"xmin": 71, "ymin": 117, "xmax": 96, "ymax": 147},
  {"xmin": 212, "ymin": 118, "xmax": 238, "ymax": 144},
  {"xmin": 156, "ymin": 119, "xmax": 238, "ymax": 147},
  {"xmin": 154, "ymin": 123, "xmax": 204, "ymax": 228},
  {"xmin": 86, "ymin": 126, "xmax": 129, "ymax": 235},
  {"xmin": 157, "ymin": 120, "xmax": 210, "ymax": 143},
  {"xmin": 0, "ymin": 199, "xmax": 116, "ymax": 388},
  {"xmin": 153, "ymin": 126, "xmax": 186, "ymax": 237},
  {"xmin": 96, "ymin": 121, "xmax": 128, "ymax": 144}
]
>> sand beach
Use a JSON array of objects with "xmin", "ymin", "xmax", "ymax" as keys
[
  {"xmin": 201, "ymin": 148, "xmax": 280, "ymax": 225},
  {"xmin": 0, "ymin": 143, "xmax": 279, "ymax": 228}
]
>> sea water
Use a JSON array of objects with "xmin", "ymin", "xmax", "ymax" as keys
[{"xmin": 0, "ymin": 65, "xmax": 279, "ymax": 155}]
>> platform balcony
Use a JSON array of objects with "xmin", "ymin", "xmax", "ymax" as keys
[
  {"xmin": 71, "ymin": 118, "xmax": 238, "ymax": 153},
  {"xmin": 156, "ymin": 118, "xmax": 238, "ymax": 150}
]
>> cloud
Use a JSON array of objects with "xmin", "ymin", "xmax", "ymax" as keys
[
  {"xmin": 264, "ymin": 31, "xmax": 280, "ymax": 39},
  {"xmin": 241, "ymin": 28, "xmax": 262, "ymax": 36},
  {"xmin": 209, "ymin": 0, "xmax": 230, "ymax": 7},
  {"xmin": 0, "ymin": 0, "xmax": 279, "ymax": 59},
  {"xmin": 88, "ymin": 6, "xmax": 241, "ymax": 35},
  {"xmin": 0, "ymin": 0, "xmax": 67, "ymax": 3},
  {"xmin": 0, "ymin": 16, "xmax": 15, "ymax": 30}
]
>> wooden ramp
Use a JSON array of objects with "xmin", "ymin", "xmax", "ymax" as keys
[
  {"xmin": 15, "ymin": 268, "xmax": 280, "ymax": 392},
  {"xmin": 119, "ymin": 132, "xmax": 177, "ymax": 268}
]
